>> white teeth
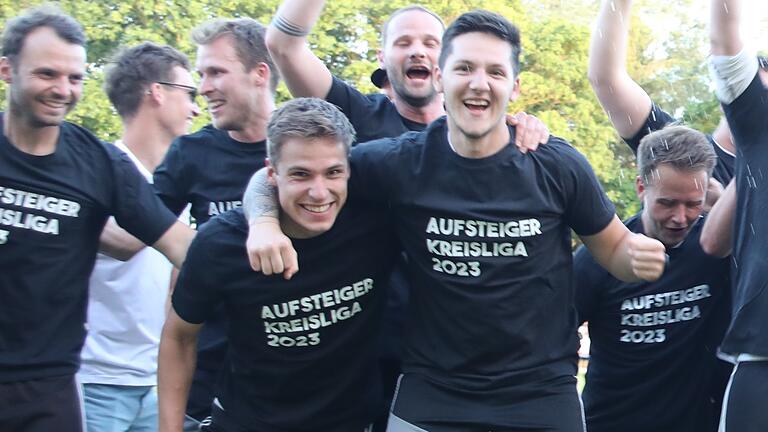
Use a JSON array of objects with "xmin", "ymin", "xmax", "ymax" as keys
[
  {"xmin": 464, "ymin": 99, "xmax": 489, "ymax": 107},
  {"xmin": 302, "ymin": 203, "xmax": 331, "ymax": 213}
]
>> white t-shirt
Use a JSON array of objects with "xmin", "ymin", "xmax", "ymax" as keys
[{"xmin": 78, "ymin": 140, "xmax": 177, "ymax": 386}]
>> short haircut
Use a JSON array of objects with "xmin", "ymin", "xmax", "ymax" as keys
[
  {"xmin": 637, "ymin": 125, "xmax": 717, "ymax": 185},
  {"xmin": 267, "ymin": 98, "xmax": 355, "ymax": 167},
  {"xmin": 1, "ymin": 5, "xmax": 86, "ymax": 68},
  {"xmin": 104, "ymin": 42, "xmax": 190, "ymax": 119},
  {"xmin": 438, "ymin": 9, "xmax": 521, "ymax": 77},
  {"xmin": 191, "ymin": 18, "xmax": 280, "ymax": 93},
  {"xmin": 381, "ymin": 5, "xmax": 445, "ymax": 45}
]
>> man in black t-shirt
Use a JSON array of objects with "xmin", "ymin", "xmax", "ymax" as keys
[
  {"xmin": 158, "ymin": 98, "xmax": 398, "ymax": 432},
  {"xmin": 574, "ymin": 126, "xmax": 732, "ymax": 432},
  {"xmin": 705, "ymin": 1, "xmax": 768, "ymax": 430},
  {"xmin": 245, "ymin": 11, "xmax": 668, "ymax": 432},
  {"xmin": 0, "ymin": 8, "xmax": 193, "ymax": 432},
  {"xmin": 150, "ymin": 18, "xmax": 281, "ymax": 429}
]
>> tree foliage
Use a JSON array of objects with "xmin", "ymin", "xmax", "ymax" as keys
[{"xmin": 0, "ymin": 0, "xmax": 723, "ymax": 220}]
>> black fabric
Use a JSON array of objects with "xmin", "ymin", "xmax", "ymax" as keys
[
  {"xmin": 575, "ymin": 214, "xmax": 731, "ymax": 432},
  {"xmin": 153, "ymin": 124, "xmax": 267, "ymax": 419},
  {"xmin": 0, "ymin": 116, "xmax": 175, "ymax": 382},
  {"xmin": 719, "ymin": 74, "xmax": 768, "ymax": 356},
  {"xmin": 391, "ymin": 373, "xmax": 585, "ymax": 432},
  {"xmin": 623, "ymin": 103, "xmax": 734, "ymax": 185},
  {"xmin": 173, "ymin": 207, "xmax": 398, "ymax": 430},
  {"xmin": 0, "ymin": 374, "xmax": 84, "ymax": 432},
  {"xmin": 722, "ymin": 361, "xmax": 768, "ymax": 432},
  {"xmin": 326, "ymin": 77, "xmax": 426, "ymax": 144},
  {"xmin": 350, "ymin": 117, "xmax": 615, "ymax": 426}
]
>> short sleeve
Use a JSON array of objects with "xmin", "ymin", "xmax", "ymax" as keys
[
  {"xmin": 107, "ymin": 148, "xmax": 176, "ymax": 245},
  {"xmin": 153, "ymin": 139, "xmax": 190, "ymax": 215},
  {"xmin": 172, "ymin": 223, "xmax": 222, "ymax": 324},
  {"xmin": 558, "ymin": 144, "xmax": 616, "ymax": 235},
  {"xmin": 622, "ymin": 103, "xmax": 676, "ymax": 153}
]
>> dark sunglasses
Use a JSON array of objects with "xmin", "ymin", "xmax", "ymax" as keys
[{"xmin": 156, "ymin": 81, "xmax": 198, "ymax": 102}]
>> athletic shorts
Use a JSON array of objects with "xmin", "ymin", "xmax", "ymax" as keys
[
  {"xmin": 389, "ymin": 373, "xmax": 585, "ymax": 432},
  {"xmin": 0, "ymin": 374, "xmax": 84, "ymax": 432},
  {"xmin": 719, "ymin": 360, "xmax": 768, "ymax": 432}
]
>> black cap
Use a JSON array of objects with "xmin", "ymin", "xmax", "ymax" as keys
[{"xmin": 370, "ymin": 68, "xmax": 388, "ymax": 88}]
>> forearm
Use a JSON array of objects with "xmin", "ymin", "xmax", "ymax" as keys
[
  {"xmin": 158, "ymin": 325, "xmax": 197, "ymax": 432},
  {"xmin": 588, "ymin": 0, "xmax": 651, "ymax": 138},
  {"xmin": 266, "ymin": 0, "xmax": 332, "ymax": 97},
  {"xmin": 98, "ymin": 218, "xmax": 147, "ymax": 261},
  {"xmin": 701, "ymin": 179, "xmax": 735, "ymax": 257},
  {"xmin": 710, "ymin": 0, "xmax": 742, "ymax": 56},
  {"xmin": 243, "ymin": 168, "xmax": 279, "ymax": 224}
]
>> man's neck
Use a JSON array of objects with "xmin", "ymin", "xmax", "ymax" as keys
[
  {"xmin": 393, "ymin": 98, "xmax": 445, "ymax": 125},
  {"xmin": 121, "ymin": 117, "xmax": 173, "ymax": 172},
  {"xmin": 2, "ymin": 110, "xmax": 60, "ymax": 156},
  {"xmin": 228, "ymin": 98, "xmax": 275, "ymax": 143},
  {"xmin": 446, "ymin": 119, "xmax": 510, "ymax": 159}
]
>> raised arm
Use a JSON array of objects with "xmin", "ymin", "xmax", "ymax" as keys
[
  {"xmin": 580, "ymin": 215, "xmax": 666, "ymax": 282},
  {"xmin": 266, "ymin": 0, "xmax": 333, "ymax": 98},
  {"xmin": 710, "ymin": 0, "xmax": 742, "ymax": 56},
  {"xmin": 158, "ymin": 309, "xmax": 202, "ymax": 432},
  {"xmin": 701, "ymin": 178, "xmax": 735, "ymax": 257},
  {"xmin": 242, "ymin": 168, "xmax": 298, "ymax": 279},
  {"xmin": 588, "ymin": 0, "xmax": 652, "ymax": 138}
]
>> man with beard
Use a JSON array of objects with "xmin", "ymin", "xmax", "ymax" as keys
[
  {"xmin": 0, "ymin": 7, "xmax": 193, "ymax": 432},
  {"xmin": 151, "ymin": 18, "xmax": 279, "ymax": 430}
]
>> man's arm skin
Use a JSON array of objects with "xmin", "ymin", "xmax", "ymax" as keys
[
  {"xmin": 588, "ymin": 0, "xmax": 653, "ymax": 139},
  {"xmin": 580, "ymin": 215, "xmax": 667, "ymax": 282},
  {"xmin": 99, "ymin": 219, "xmax": 195, "ymax": 269},
  {"xmin": 710, "ymin": 0, "xmax": 742, "ymax": 56},
  {"xmin": 265, "ymin": 0, "xmax": 333, "ymax": 98},
  {"xmin": 158, "ymin": 308, "xmax": 202, "ymax": 432},
  {"xmin": 701, "ymin": 178, "xmax": 735, "ymax": 257}
]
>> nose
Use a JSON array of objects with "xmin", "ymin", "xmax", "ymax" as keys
[
  {"xmin": 198, "ymin": 75, "xmax": 214, "ymax": 97},
  {"xmin": 670, "ymin": 205, "xmax": 687, "ymax": 225},
  {"xmin": 469, "ymin": 71, "xmax": 490, "ymax": 92},
  {"xmin": 307, "ymin": 177, "xmax": 330, "ymax": 201},
  {"xmin": 51, "ymin": 76, "xmax": 75, "ymax": 99},
  {"xmin": 408, "ymin": 41, "xmax": 426, "ymax": 60},
  {"xmin": 191, "ymin": 102, "xmax": 202, "ymax": 117}
]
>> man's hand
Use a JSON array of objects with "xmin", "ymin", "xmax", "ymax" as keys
[
  {"xmin": 247, "ymin": 217, "xmax": 298, "ymax": 279},
  {"xmin": 627, "ymin": 233, "xmax": 667, "ymax": 282},
  {"xmin": 506, "ymin": 112, "xmax": 550, "ymax": 153}
]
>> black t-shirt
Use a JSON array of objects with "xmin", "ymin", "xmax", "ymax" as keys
[
  {"xmin": 575, "ymin": 214, "xmax": 731, "ymax": 432},
  {"xmin": 624, "ymin": 103, "xmax": 735, "ymax": 185},
  {"xmin": 173, "ymin": 207, "xmax": 398, "ymax": 430},
  {"xmin": 350, "ymin": 118, "xmax": 616, "ymax": 424},
  {"xmin": 154, "ymin": 124, "xmax": 267, "ymax": 225},
  {"xmin": 0, "ymin": 117, "xmax": 176, "ymax": 382},
  {"xmin": 153, "ymin": 124, "xmax": 267, "ymax": 418},
  {"xmin": 719, "ymin": 74, "xmax": 768, "ymax": 356},
  {"xmin": 326, "ymin": 76, "xmax": 426, "ymax": 143}
]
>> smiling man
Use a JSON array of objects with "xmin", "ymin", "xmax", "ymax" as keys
[
  {"xmin": 158, "ymin": 97, "xmax": 398, "ymax": 432},
  {"xmin": 245, "ymin": 10, "xmax": 667, "ymax": 432},
  {"xmin": 0, "ymin": 7, "xmax": 193, "ymax": 432},
  {"xmin": 149, "ymin": 17, "xmax": 280, "ymax": 429}
]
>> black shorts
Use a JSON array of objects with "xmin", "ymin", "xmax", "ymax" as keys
[
  {"xmin": 389, "ymin": 373, "xmax": 585, "ymax": 432},
  {"xmin": 720, "ymin": 360, "xmax": 768, "ymax": 432},
  {"xmin": 0, "ymin": 374, "xmax": 84, "ymax": 432}
]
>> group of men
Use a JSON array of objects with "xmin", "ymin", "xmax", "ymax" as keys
[{"xmin": 0, "ymin": 1, "xmax": 765, "ymax": 432}]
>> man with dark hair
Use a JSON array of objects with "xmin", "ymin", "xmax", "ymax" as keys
[
  {"xmin": 0, "ymin": 7, "xmax": 193, "ymax": 432},
  {"xmin": 159, "ymin": 97, "xmax": 398, "ymax": 432},
  {"xmin": 78, "ymin": 42, "xmax": 200, "ymax": 432},
  {"xmin": 246, "ymin": 10, "xmax": 667, "ymax": 432},
  {"xmin": 574, "ymin": 125, "xmax": 732, "ymax": 432},
  {"xmin": 702, "ymin": 1, "xmax": 768, "ymax": 430},
  {"xmin": 150, "ymin": 17, "xmax": 279, "ymax": 429}
]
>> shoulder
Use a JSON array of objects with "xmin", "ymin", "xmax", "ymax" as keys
[{"xmin": 171, "ymin": 124, "xmax": 222, "ymax": 149}]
